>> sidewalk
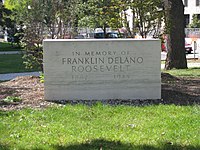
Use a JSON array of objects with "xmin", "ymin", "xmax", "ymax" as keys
[
  {"xmin": 161, "ymin": 52, "xmax": 200, "ymax": 60},
  {"xmin": 0, "ymin": 72, "xmax": 40, "ymax": 81},
  {"xmin": 0, "ymin": 51, "xmax": 22, "ymax": 54}
]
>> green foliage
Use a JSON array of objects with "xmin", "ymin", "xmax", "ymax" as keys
[
  {"xmin": 79, "ymin": 0, "xmax": 123, "ymax": 30},
  {"xmin": 39, "ymin": 73, "xmax": 44, "ymax": 83},
  {"xmin": 3, "ymin": 0, "xmax": 165, "ymax": 70},
  {"xmin": 4, "ymin": 0, "xmax": 31, "ymax": 10},
  {"xmin": 22, "ymin": 29, "xmax": 43, "ymax": 71},
  {"xmin": 1, "ymin": 0, "xmax": 24, "ymax": 48},
  {"xmin": 0, "ymin": 105, "xmax": 199, "ymax": 149},
  {"xmin": 189, "ymin": 14, "xmax": 200, "ymax": 28},
  {"xmin": 0, "ymin": 0, "xmax": 17, "ymax": 44},
  {"xmin": 0, "ymin": 1, "xmax": 12, "ymax": 27},
  {"xmin": 4, "ymin": 0, "xmax": 81, "ymax": 71},
  {"xmin": 2, "ymin": 96, "xmax": 22, "ymax": 103},
  {"xmin": 129, "ymin": 0, "xmax": 164, "ymax": 38},
  {"xmin": 78, "ymin": 0, "xmax": 164, "ymax": 38}
]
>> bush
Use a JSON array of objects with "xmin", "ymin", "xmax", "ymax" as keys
[{"xmin": 22, "ymin": 26, "xmax": 43, "ymax": 71}]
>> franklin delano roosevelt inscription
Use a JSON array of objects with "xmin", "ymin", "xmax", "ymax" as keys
[{"xmin": 61, "ymin": 50, "xmax": 144, "ymax": 81}]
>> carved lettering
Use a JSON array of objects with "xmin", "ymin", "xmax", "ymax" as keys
[{"xmin": 62, "ymin": 51, "xmax": 144, "ymax": 79}]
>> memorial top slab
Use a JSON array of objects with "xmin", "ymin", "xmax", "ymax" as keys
[{"xmin": 43, "ymin": 39, "xmax": 159, "ymax": 42}]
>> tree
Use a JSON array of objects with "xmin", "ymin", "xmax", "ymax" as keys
[
  {"xmin": 0, "ymin": 0, "xmax": 3, "ymax": 26},
  {"xmin": 78, "ymin": 0, "xmax": 123, "ymax": 35},
  {"xmin": 163, "ymin": 0, "xmax": 187, "ymax": 70},
  {"xmin": 79, "ymin": 0, "xmax": 164, "ymax": 38},
  {"xmin": 0, "ymin": 0, "xmax": 20, "ymax": 46},
  {"xmin": 5, "ymin": 0, "xmax": 81, "ymax": 71},
  {"xmin": 0, "ymin": 0, "xmax": 13, "ymax": 28},
  {"xmin": 129, "ymin": 0, "xmax": 164, "ymax": 38}
]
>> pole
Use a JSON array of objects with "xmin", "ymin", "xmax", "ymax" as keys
[{"xmin": 194, "ymin": 40, "xmax": 197, "ymax": 59}]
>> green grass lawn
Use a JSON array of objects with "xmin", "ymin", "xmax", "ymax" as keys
[
  {"xmin": 0, "ymin": 42, "xmax": 21, "ymax": 51},
  {"xmin": 161, "ymin": 59, "xmax": 200, "ymax": 65},
  {"xmin": 163, "ymin": 67, "xmax": 200, "ymax": 77},
  {"xmin": 0, "ymin": 104, "xmax": 199, "ymax": 150},
  {"xmin": 0, "ymin": 54, "xmax": 40, "ymax": 74}
]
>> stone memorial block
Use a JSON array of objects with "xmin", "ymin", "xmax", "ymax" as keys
[{"xmin": 43, "ymin": 39, "xmax": 161, "ymax": 100}]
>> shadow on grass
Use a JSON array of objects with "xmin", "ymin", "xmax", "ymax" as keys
[
  {"xmin": 161, "ymin": 79, "xmax": 200, "ymax": 105},
  {"xmin": 0, "ymin": 139, "xmax": 199, "ymax": 150},
  {"xmin": 0, "ymin": 42, "xmax": 21, "ymax": 51},
  {"xmin": 162, "ymin": 87, "xmax": 200, "ymax": 105},
  {"xmin": 52, "ymin": 139, "xmax": 199, "ymax": 150},
  {"xmin": 161, "ymin": 73, "xmax": 200, "ymax": 105},
  {"xmin": 0, "ymin": 144, "xmax": 10, "ymax": 150},
  {"xmin": 0, "ymin": 110, "xmax": 13, "ymax": 116}
]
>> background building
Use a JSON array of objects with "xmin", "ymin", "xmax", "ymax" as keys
[{"xmin": 184, "ymin": 0, "xmax": 200, "ymax": 27}]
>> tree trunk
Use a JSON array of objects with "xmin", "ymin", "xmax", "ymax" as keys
[{"xmin": 163, "ymin": 0, "xmax": 187, "ymax": 70}]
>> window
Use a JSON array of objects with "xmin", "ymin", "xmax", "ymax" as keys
[
  {"xmin": 196, "ymin": 0, "xmax": 200, "ymax": 6},
  {"xmin": 184, "ymin": 14, "xmax": 190, "ymax": 27},
  {"xmin": 184, "ymin": 0, "xmax": 188, "ymax": 7},
  {"xmin": 197, "ymin": 14, "xmax": 200, "ymax": 20}
]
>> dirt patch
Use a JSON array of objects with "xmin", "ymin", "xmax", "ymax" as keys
[
  {"xmin": 0, "ymin": 74, "xmax": 200, "ymax": 110},
  {"xmin": 0, "ymin": 76, "xmax": 51, "ymax": 110},
  {"xmin": 161, "ymin": 73, "xmax": 200, "ymax": 105}
]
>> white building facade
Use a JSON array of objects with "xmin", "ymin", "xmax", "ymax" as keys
[
  {"xmin": 183, "ymin": 0, "xmax": 200, "ymax": 26},
  {"xmin": 183, "ymin": 0, "xmax": 200, "ymax": 58}
]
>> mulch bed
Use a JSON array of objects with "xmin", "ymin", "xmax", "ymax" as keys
[{"xmin": 0, "ymin": 73, "xmax": 200, "ymax": 111}]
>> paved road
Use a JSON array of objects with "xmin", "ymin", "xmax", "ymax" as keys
[
  {"xmin": 161, "ymin": 52, "xmax": 200, "ymax": 60},
  {"xmin": 161, "ymin": 51, "xmax": 200, "ymax": 68}
]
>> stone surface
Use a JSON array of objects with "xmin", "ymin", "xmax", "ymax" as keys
[{"xmin": 43, "ymin": 39, "xmax": 161, "ymax": 100}]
